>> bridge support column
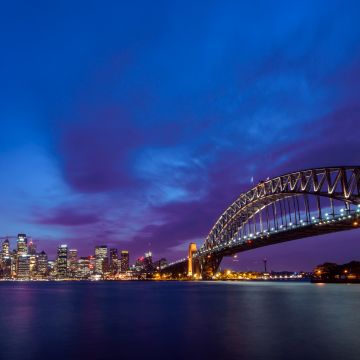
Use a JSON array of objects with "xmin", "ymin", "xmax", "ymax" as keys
[{"xmin": 188, "ymin": 243, "xmax": 197, "ymax": 277}]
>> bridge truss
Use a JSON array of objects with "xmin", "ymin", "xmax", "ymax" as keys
[{"xmin": 164, "ymin": 167, "xmax": 360, "ymax": 278}]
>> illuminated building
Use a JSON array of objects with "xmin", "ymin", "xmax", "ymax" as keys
[
  {"xmin": 37, "ymin": 251, "xmax": 48, "ymax": 277},
  {"xmin": 28, "ymin": 240, "xmax": 37, "ymax": 255},
  {"xmin": 120, "ymin": 250, "xmax": 129, "ymax": 272},
  {"xmin": 144, "ymin": 251, "xmax": 154, "ymax": 273},
  {"xmin": 95, "ymin": 245, "xmax": 108, "ymax": 276},
  {"xmin": 48, "ymin": 260, "xmax": 56, "ymax": 277},
  {"xmin": 57, "ymin": 245, "xmax": 68, "ymax": 278},
  {"xmin": 29, "ymin": 255, "xmax": 37, "ymax": 276},
  {"xmin": 17, "ymin": 255, "xmax": 30, "ymax": 279},
  {"xmin": 77, "ymin": 257, "xmax": 91, "ymax": 279},
  {"xmin": 1, "ymin": 257, "xmax": 11, "ymax": 278},
  {"xmin": 68, "ymin": 249, "xmax": 78, "ymax": 277},
  {"xmin": 17, "ymin": 233, "xmax": 28, "ymax": 256},
  {"xmin": 1, "ymin": 238, "xmax": 10, "ymax": 258},
  {"xmin": 109, "ymin": 248, "xmax": 118, "ymax": 274}
]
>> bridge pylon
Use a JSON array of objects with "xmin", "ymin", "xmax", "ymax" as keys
[{"xmin": 188, "ymin": 243, "xmax": 198, "ymax": 277}]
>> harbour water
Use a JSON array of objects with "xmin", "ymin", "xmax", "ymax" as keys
[{"xmin": 0, "ymin": 281, "xmax": 359, "ymax": 360}]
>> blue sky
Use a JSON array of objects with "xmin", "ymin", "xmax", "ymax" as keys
[{"xmin": 1, "ymin": 0, "xmax": 360, "ymax": 270}]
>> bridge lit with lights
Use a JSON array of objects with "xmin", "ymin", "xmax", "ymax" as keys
[{"xmin": 163, "ymin": 167, "xmax": 360, "ymax": 279}]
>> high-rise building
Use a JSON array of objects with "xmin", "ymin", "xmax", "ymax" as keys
[
  {"xmin": 143, "ymin": 251, "xmax": 154, "ymax": 273},
  {"xmin": 1, "ymin": 239, "xmax": 10, "ymax": 258},
  {"xmin": 17, "ymin": 233, "xmax": 28, "ymax": 256},
  {"xmin": 37, "ymin": 251, "xmax": 48, "ymax": 277},
  {"xmin": 77, "ymin": 257, "xmax": 91, "ymax": 279},
  {"xmin": 120, "ymin": 250, "xmax": 129, "ymax": 272},
  {"xmin": 17, "ymin": 255, "xmax": 30, "ymax": 279},
  {"xmin": 109, "ymin": 248, "xmax": 118, "ymax": 274},
  {"xmin": 95, "ymin": 245, "xmax": 108, "ymax": 276},
  {"xmin": 29, "ymin": 255, "xmax": 37, "ymax": 276},
  {"xmin": 1, "ymin": 256, "xmax": 11, "ymax": 278},
  {"xmin": 68, "ymin": 249, "xmax": 78, "ymax": 277},
  {"xmin": 28, "ymin": 240, "xmax": 37, "ymax": 255},
  {"xmin": 57, "ymin": 245, "xmax": 68, "ymax": 278}
]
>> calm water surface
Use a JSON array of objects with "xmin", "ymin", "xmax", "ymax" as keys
[{"xmin": 0, "ymin": 281, "xmax": 359, "ymax": 360}]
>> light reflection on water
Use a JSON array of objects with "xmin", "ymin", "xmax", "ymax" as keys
[{"xmin": 0, "ymin": 281, "xmax": 359, "ymax": 360}]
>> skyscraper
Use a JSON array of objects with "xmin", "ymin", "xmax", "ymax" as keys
[
  {"xmin": 77, "ymin": 257, "xmax": 91, "ymax": 279},
  {"xmin": 109, "ymin": 248, "xmax": 118, "ymax": 274},
  {"xmin": 17, "ymin": 255, "xmax": 30, "ymax": 279},
  {"xmin": 95, "ymin": 245, "xmax": 108, "ymax": 276},
  {"xmin": 143, "ymin": 252, "xmax": 154, "ymax": 273},
  {"xmin": 57, "ymin": 245, "xmax": 68, "ymax": 278},
  {"xmin": 17, "ymin": 233, "xmax": 28, "ymax": 256},
  {"xmin": 1, "ymin": 238, "xmax": 10, "ymax": 258},
  {"xmin": 68, "ymin": 249, "xmax": 78, "ymax": 278},
  {"xmin": 28, "ymin": 240, "xmax": 37, "ymax": 255},
  {"xmin": 120, "ymin": 250, "xmax": 129, "ymax": 272},
  {"xmin": 37, "ymin": 251, "xmax": 48, "ymax": 277}
]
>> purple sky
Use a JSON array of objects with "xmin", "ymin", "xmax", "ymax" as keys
[{"xmin": 1, "ymin": 1, "xmax": 360, "ymax": 270}]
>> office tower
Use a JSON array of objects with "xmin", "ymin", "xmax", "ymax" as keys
[
  {"xmin": 2, "ymin": 238, "xmax": 10, "ymax": 258},
  {"xmin": 11, "ymin": 250, "xmax": 17, "ymax": 278},
  {"xmin": 37, "ymin": 251, "xmax": 48, "ymax": 277},
  {"xmin": 1, "ymin": 256, "xmax": 11, "ymax": 278},
  {"xmin": 95, "ymin": 245, "xmax": 108, "ymax": 276},
  {"xmin": 120, "ymin": 250, "xmax": 129, "ymax": 272},
  {"xmin": 17, "ymin": 233, "xmax": 28, "ymax": 256},
  {"xmin": 29, "ymin": 254, "xmax": 37, "ymax": 276},
  {"xmin": 109, "ymin": 248, "xmax": 118, "ymax": 274},
  {"xmin": 77, "ymin": 257, "xmax": 91, "ymax": 279},
  {"xmin": 57, "ymin": 245, "xmax": 68, "ymax": 278},
  {"xmin": 17, "ymin": 255, "xmax": 30, "ymax": 279},
  {"xmin": 68, "ymin": 249, "xmax": 78, "ymax": 277},
  {"xmin": 143, "ymin": 251, "xmax": 154, "ymax": 273},
  {"xmin": 28, "ymin": 240, "xmax": 37, "ymax": 255}
]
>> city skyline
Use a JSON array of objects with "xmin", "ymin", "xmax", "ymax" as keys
[{"xmin": 1, "ymin": 1, "xmax": 360, "ymax": 270}]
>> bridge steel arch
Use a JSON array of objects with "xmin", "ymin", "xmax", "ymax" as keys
[
  {"xmin": 163, "ymin": 167, "xmax": 360, "ymax": 279},
  {"xmin": 203, "ymin": 167, "xmax": 360, "ymax": 250}
]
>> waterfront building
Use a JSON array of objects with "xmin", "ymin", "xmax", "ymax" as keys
[
  {"xmin": 1, "ymin": 238, "xmax": 10, "ymax": 258},
  {"xmin": 57, "ymin": 245, "xmax": 68, "ymax": 278},
  {"xmin": 144, "ymin": 251, "xmax": 154, "ymax": 273},
  {"xmin": 1, "ymin": 256, "xmax": 11, "ymax": 278},
  {"xmin": 29, "ymin": 254, "xmax": 37, "ymax": 276},
  {"xmin": 95, "ymin": 245, "xmax": 108, "ymax": 276},
  {"xmin": 17, "ymin": 255, "xmax": 30, "ymax": 279},
  {"xmin": 77, "ymin": 257, "xmax": 91, "ymax": 279},
  {"xmin": 109, "ymin": 248, "xmax": 118, "ymax": 274},
  {"xmin": 48, "ymin": 260, "xmax": 56, "ymax": 277},
  {"xmin": 120, "ymin": 250, "xmax": 129, "ymax": 272},
  {"xmin": 17, "ymin": 233, "xmax": 28, "ymax": 256},
  {"xmin": 37, "ymin": 251, "xmax": 48, "ymax": 277},
  {"xmin": 28, "ymin": 240, "xmax": 37, "ymax": 255},
  {"xmin": 68, "ymin": 249, "xmax": 78, "ymax": 277}
]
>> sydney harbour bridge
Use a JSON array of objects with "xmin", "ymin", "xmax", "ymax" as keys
[{"xmin": 163, "ymin": 167, "xmax": 360, "ymax": 279}]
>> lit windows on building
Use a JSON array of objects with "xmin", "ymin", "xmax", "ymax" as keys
[
  {"xmin": 120, "ymin": 250, "xmax": 129, "ymax": 272},
  {"xmin": 57, "ymin": 245, "xmax": 68, "ymax": 278},
  {"xmin": 95, "ymin": 245, "xmax": 108, "ymax": 276},
  {"xmin": 109, "ymin": 248, "xmax": 118, "ymax": 274},
  {"xmin": 17, "ymin": 255, "xmax": 31, "ymax": 279},
  {"xmin": 68, "ymin": 249, "xmax": 78, "ymax": 277},
  {"xmin": 17, "ymin": 233, "xmax": 28, "ymax": 256}
]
